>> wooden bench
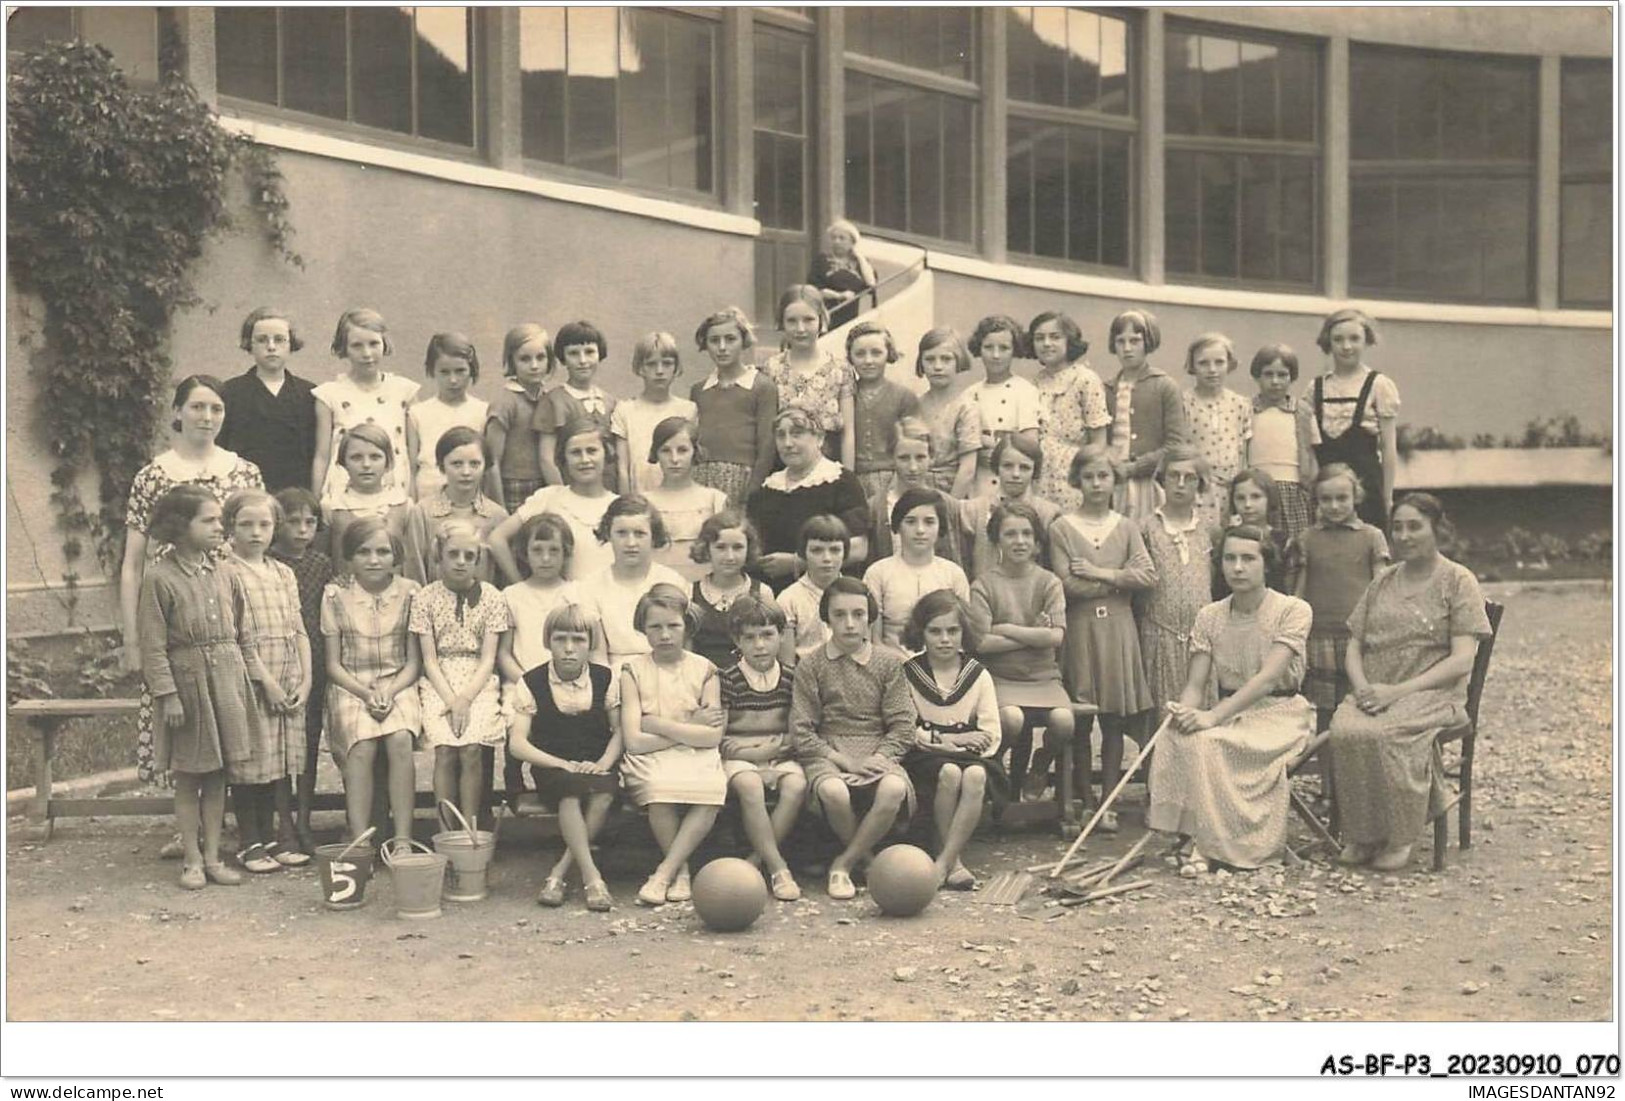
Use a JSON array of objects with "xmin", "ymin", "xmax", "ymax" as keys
[{"xmin": 10, "ymin": 699, "xmax": 557, "ymax": 840}]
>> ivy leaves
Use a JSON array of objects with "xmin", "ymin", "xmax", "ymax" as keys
[{"xmin": 7, "ymin": 41, "xmax": 298, "ymax": 598}]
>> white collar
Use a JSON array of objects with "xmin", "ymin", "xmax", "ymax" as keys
[
  {"xmin": 701, "ymin": 365, "xmax": 760, "ymax": 391},
  {"xmin": 824, "ymin": 638, "xmax": 873, "ymax": 665},
  {"xmin": 739, "ymin": 661, "xmax": 782, "ymax": 692},
  {"xmin": 505, "ymin": 379, "xmax": 544, "ymax": 397},
  {"xmin": 548, "ymin": 660, "xmax": 592, "ymax": 691},
  {"xmin": 1154, "ymin": 508, "xmax": 1201, "ymax": 535},
  {"xmin": 764, "ymin": 456, "xmax": 844, "ymax": 492},
  {"xmin": 153, "ymin": 447, "xmax": 241, "ymax": 481}
]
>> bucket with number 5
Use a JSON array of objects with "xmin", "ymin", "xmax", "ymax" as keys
[{"xmin": 315, "ymin": 827, "xmax": 376, "ymax": 911}]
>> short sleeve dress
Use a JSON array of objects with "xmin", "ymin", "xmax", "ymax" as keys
[
  {"xmin": 312, "ymin": 372, "xmax": 422, "ymax": 501},
  {"xmin": 1146, "ymin": 589, "xmax": 1315, "ymax": 868},
  {"xmin": 320, "ymin": 575, "xmax": 422, "ymax": 763},
  {"xmin": 1136, "ymin": 510, "xmax": 1219, "ymax": 721},
  {"xmin": 917, "ymin": 390, "xmax": 983, "ymax": 496},
  {"xmin": 645, "ymin": 481, "xmax": 729, "ymax": 581},
  {"xmin": 1182, "ymin": 387, "xmax": 1255, "ymax": 532},
  {"xmin": 1034, "ymin": 363, "xmax": 1112, "ymax": 512},
  {"xmin": 409, "ymin": 580, "xmax": 511, "ymax": 748},
  {"xmin": 126, "ymin": 447, "xmax": 265, "ymax": 782},
  {"xmin": 862, "ymin": 555, "xmax": 971, "ymax": 650},
  {"xmin": 618, "ymin": 651, "xmax": 728, "ymax": 807},
  {"xmin": 1328, "ymin": 559, "xmax": 1491, "ymax": 847}
]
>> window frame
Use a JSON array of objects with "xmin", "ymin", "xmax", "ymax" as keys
[
  {"xmin": 842, "ymin": 17, "xmax": 981, "ymax": 252},
  {"xmin": 214, "ymin": 7, "xmax": 483, "ymax": 159},
  {"xmin": 753, "ymin": 16, "xmax": 815, "ymax": 322},
  {"xmin": 1347, "ymin": 40, "xmax": 1538, "ymax": 306},
  {"xmin": 516, "ymin": 7, "xmax": 724, "ymax": 204},
  {"xmin": 1558, "ymin": 55, "xmax": 1611, "ymax": 310},
  {"xmin": 1162, "ymin": 16, "xmax": 1322, "ymax": 294},
  {"xmin": 1005, "ymin": 7, "xmax": 1139, "ymax": 276}
]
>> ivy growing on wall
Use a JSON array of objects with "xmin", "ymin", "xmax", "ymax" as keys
[{"xmin": 7, "ymin": 40, "xmax": 302, "ymax": 601}]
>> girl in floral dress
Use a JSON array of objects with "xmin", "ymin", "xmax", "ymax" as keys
[
  {"xmin": 1181, "ymin": 333, "xmax": 1254, "ymax": 533},
  {"xmin": 763, "ymin": 285, "xmax": 855, "ymax": 468},
  {"xmin": 1029, "ymin": 311, "xmax": 1111, "ymax": 513},
  {"xmin": 1136, "ymin": 446, "xmax": 1218, "ymax": 729}
]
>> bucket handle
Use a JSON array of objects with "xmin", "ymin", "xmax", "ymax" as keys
[
  {"xmin": 380, "ymin": 837, "xmax": 434, "ymax": 867},
  {"xmin": 335, "ymin": 825, "xmax": 377, "ymax": 864},
  {"xmin": 437, "ymin": 798, "xmax": 479, "ymax": 848}
]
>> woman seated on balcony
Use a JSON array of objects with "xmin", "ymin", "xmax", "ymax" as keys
[{"xmin": 808, "ymin": 219, "xmax": 878, "ymax": 329}]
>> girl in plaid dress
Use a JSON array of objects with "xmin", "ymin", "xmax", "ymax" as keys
[
  {"xmin": 222, "ymin": 490, "xmax": 312, "ymax": 873},
  {"xmin": 323, "ymin": 517, "xmax": 422, "ymax": 844}
]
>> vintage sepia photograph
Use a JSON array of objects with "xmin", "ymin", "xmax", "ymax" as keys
[{"xmin": 2, "ymin": 0, "xmax": 1616, "ymax": 1083}]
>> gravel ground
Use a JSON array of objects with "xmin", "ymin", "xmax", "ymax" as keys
[{"xmin": 4, "ymin": 582, "xmax": 1611, "ymax": 1024}]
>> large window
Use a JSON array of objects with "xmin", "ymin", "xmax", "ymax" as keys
[
  {"xmin": 216, "ymin": 8, "xmax": 475, "ymax": 147},
  {"xmin": 520, "ymin": 8, "xmax": 717, "ymax": 195},
  {"xmin": 844, "ymin": 9, "xmax": 977, "ymax": 245},
  {"xmin": 1164, "ymin": 23, "xmax": 1318, "ymax": 289},
  {"xmin": 1560, "ymin": 59, "xmax": 1611, "ymax": 309},
  {"xmin": 754, "ymin": 22, "xmax": 812, "ymax": 319},
  {"xmin": 845, "ymin": 74, "xmax": 976, "ymax": 244},
  {"xmin": 845, "ymin": 7, "xmax": 974, "ymax": 80},
  {"xmin": 1350, "ymin": 45, "xmax": 1535, "ymax": 304},
  {"xmin": 1005, "ymin": 8, "xmax": 1134, "ymax": 269}
]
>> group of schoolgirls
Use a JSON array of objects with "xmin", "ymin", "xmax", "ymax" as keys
[{"xmin": 137, "ymin": 297, "xmax": 1398, "ymax": 904}]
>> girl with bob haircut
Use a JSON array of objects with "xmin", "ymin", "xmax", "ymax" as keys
[
  {"xmin": 687, "ymin": 507, "xmax": 774, "ymax": 669},
  {"xmin": 690, "ymin": 305, "xmax": 778, "ymax": 507},
  {"xmin": 314, "ymin": 308, "xmax": 420, "ymax": 502},
  {"xmin": 1248, "ymin": 342, "xmax": 1319, "ymax": 540},
  {"xmin": 901, "ymin": 588, "xmax": 1005, "ymax": 890},
  {"xmin": 576, "ymin": 494, "xmax": 686, "ymax": 672},
  {"xmin": 1311, "ymin": 306, "xmax": 1399, "ymax": 530},
  {"xmin": 410, "ymin": 332, "xmax": 488, "ymax": 501},
  {"xmin": 915, "ymin": 327, "xmax": 983, "ymax": 498},
  {"xmin": 1182, "ymin": 331, "xmax": 1253, "ymax": 533},
  {"xmin": 139, "ymin": 484, "xmax": 262, "ymax": 889},
  {"xmin": 847, "ymin": 320, "xmax": 920, "ymax": 499},
  {"xmin": 488, "ymin": 416, "xmax": 620, "ymax": 583},
  {"xmin": 643, "ymin": 416, "xmax": 729, "ymax": 579},
  {"xmin": 620, "ymin": 583, "xmax": 729, "ymax": 906},
  {"xmin": 324, "ymin": 421, "xmax": 411, "ymax": 566},
  {"xmin": 538, "ymin": 321, "xmax": 617, "ymax": 489},
  {"xmin": 485, "ymin": 323, "xmax": 554, "ymax": 512},
  {"xmin": 1102, "ymin": 307, "xmax": 1187, "ymax": 522},
  {"xmin": 1030, "ymin": 309, "xmax": 1111, "ymax": 512},
  {"xmin": 613, "ymin": 331, "xmax": 697, "ymax": 495}
]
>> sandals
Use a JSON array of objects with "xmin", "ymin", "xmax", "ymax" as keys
[
  {"xmin": 179, "ymin": 864, "xmax": 206, "ymax": 891},
  {"xmin": 826, "ymin": 869, "xmax": 856, "ymax": 900},
  {"xmin": 536, "ymin": 877, "xmax": 566, "ymax": 908},
  {"xmin": 666, "ymin": 871, "xmax": 693, "ymax": 903},
  {"xmin": 237, "ymin": 844, "xmax": 282, "ymax": 874},
  {"xmin": 769, "ymin": 869, "xmax": 802, "ymax": 902},
  {"xmin": 944, "ymin": 862, "xmax": 978, "ymax": 891},
  {"xmin": 266, "ymin": 842, "xmax": 311, "ymax": 868},
  {"xmin": 583, "ymin": 881, "xmax": 613, "ymax": 912},
  {"xmin": 204, "ymin": 862, "xmax": 243, "ymax": 886},
  {"xmin": 638, "ymin": 875, "xmax": 671, "ymax": 907}
]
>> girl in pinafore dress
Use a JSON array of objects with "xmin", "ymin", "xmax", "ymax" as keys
[
  {"xmin": 1136, "ymin": 447, "xmax": 1219, "ymax": 730},
  {"xmin": 411, "ymin": 519, "xmax": 511, "ymax": 827},
  {"xmin": 137, "ymin": 486, "xmax": 261, "ymax": 890},
  {"xmin": 322, "ymin": 517, "xmax": 422, "ymax": 844},
  {"xmin": 1050, "ymin": 446, "xmax": 1157, "ymax": 832},
  {"xmin": 619, "ymin": 584, "xmax": 728, "ymax": 906},
  {"xmin": 221, "ymin": 490, "xmax": 312, "ymax": 873},
  {"xmin": 1312, "ymin": 308, "xmax": 1400, "ymax": 530},
  {"xmin": 1029, "ymin": 310, "xmax": 1111, "ymax": 514}
]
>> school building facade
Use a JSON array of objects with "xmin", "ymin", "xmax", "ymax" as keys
[{"xmin": 4, "ymin": 6, "xmax": 1614, "ymax": 635}]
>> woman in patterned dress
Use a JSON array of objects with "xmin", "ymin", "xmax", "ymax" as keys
[
  {"xmin": 1136, "ymin": 447, "xmax": 1218, "ymax": 729},
  {"xmin": 1327, "ymin": 494, "xmax": 1492, "ymax": 873},
  {"xmin": 121, "ymin": 376, "xmax": 265, "ymax": 801},
  {"xmin": 1148, "ymin": 524, "xmax": 1315, "ymax": 873},
  {"xmin": 1028, "ymin": 311, "xmax": 1110, "ymax": 513}
]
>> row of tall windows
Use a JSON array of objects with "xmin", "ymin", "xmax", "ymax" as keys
[{"xmin": 9, "ymin": 7, "xmax": 1607, "ymax": 308}]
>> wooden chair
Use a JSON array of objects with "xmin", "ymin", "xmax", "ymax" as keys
[
  {"xmin": 1432, "ymin": 600, "xmax": 1504, "ymax": 870},
  {"xmin": 1285, "ymin": 599, "xmax": 1505, "ymax": 870}
]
